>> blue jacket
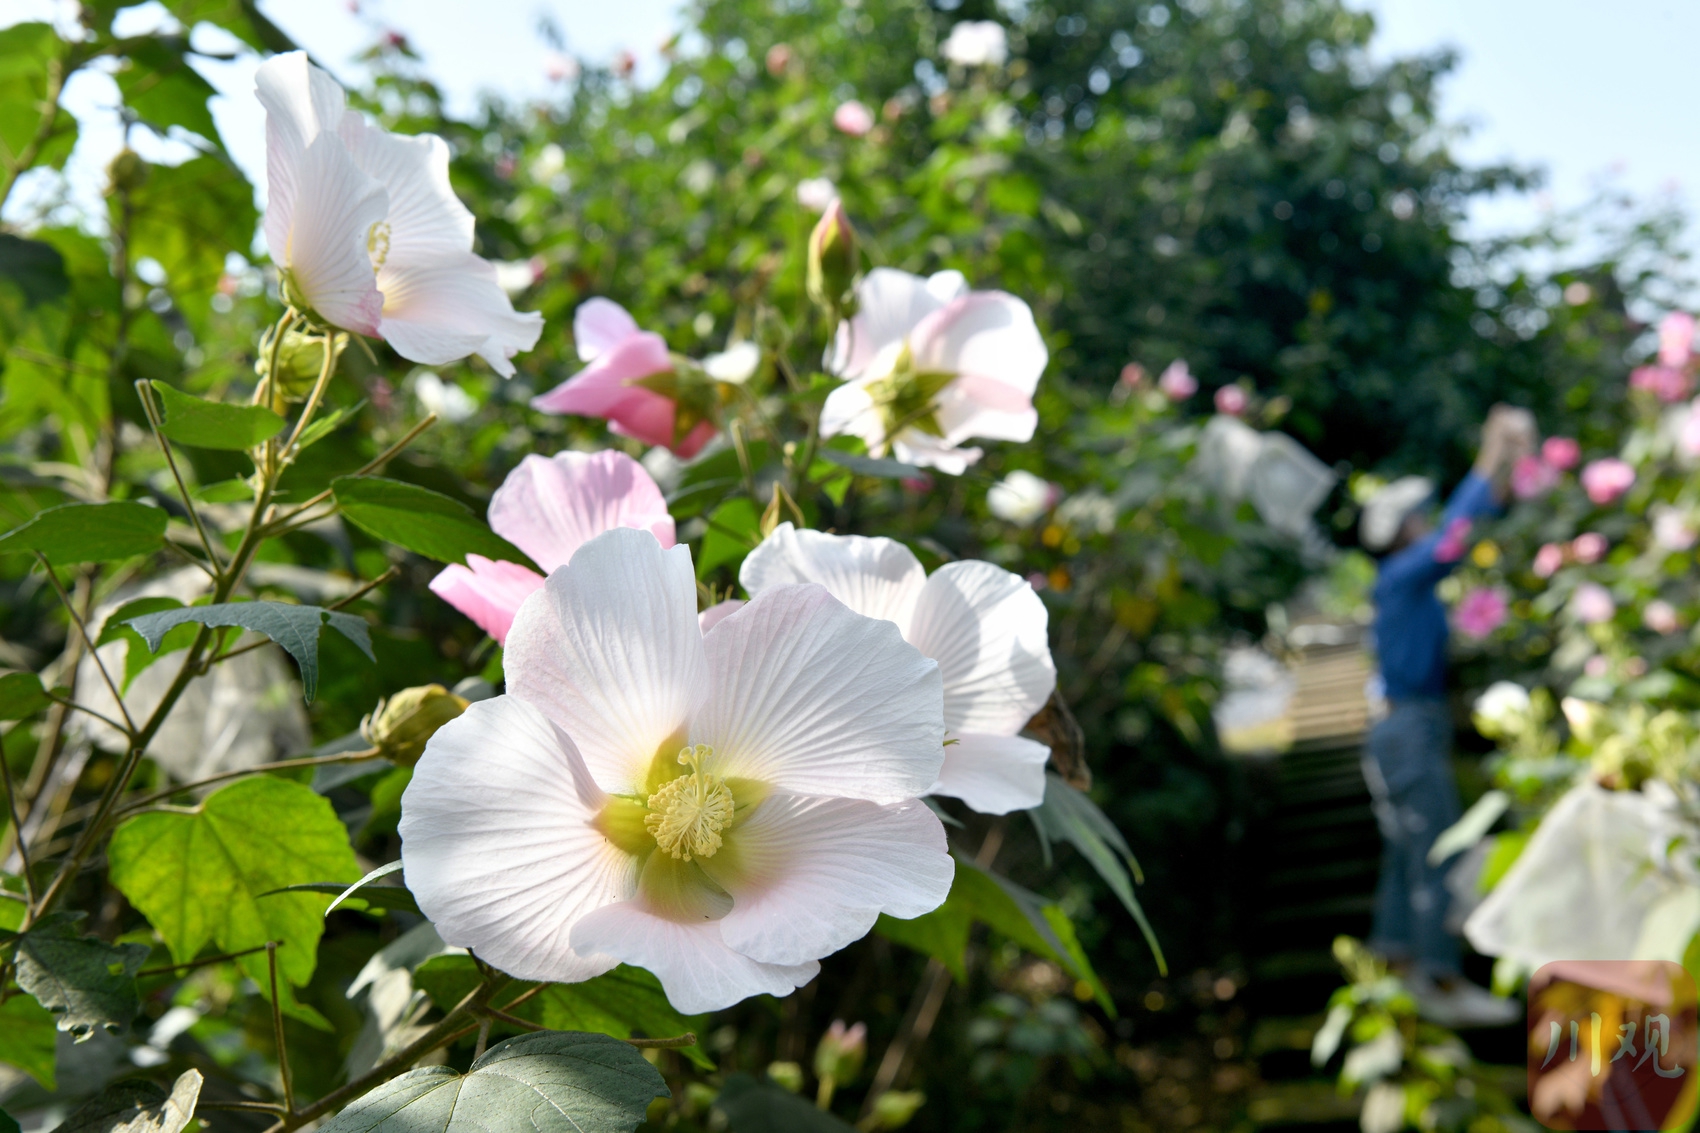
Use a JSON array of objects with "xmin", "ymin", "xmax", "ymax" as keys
[{"xmin": 1372, "ymin": 473, "xmax": 1502, "ymax": 700}]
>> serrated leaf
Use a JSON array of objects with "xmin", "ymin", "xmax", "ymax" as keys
[
  {"xmin": 1028, "ymin": 772, "xmax": 1165, "ymax": 974},
  {"xmin": 0, "ymin": 671, "xmax": 51, "ymax": 720},
  {"xmin": 317, "ymin": 1031, "xmax": 666, "ymax": 1133},
  {"xmin": 0, "ymin": 993, "xmax": 56, "ymax": 1090},
  {"xmin": 124, "ymin": 599, "xmax": 373, "ymax": 702},
  {"xmin": 332, "ymin": 476, "xmax": 534, "ymax": 568},
  {"xmin": 150, "ymin": 381, "xmax": 285, "ymax": 450},
  {"xmin": 49, "ymin": 1069, "xmax": 201, "ymax": 1133},
  {"xmin": 107, "ymin": 777, "xmax": 359, "ymax": 1017},
  {"xmin": 0, "ymin": 501, "xmax": 166, "ymax": 563},
  {"xmin": 411, "ymin": 957, "xmax": 711, "ymax": 1069},
  {"xmin": 714, "ymin": 1073, "xmax": 857, "ymax": 1132},
  {"xmin": 13, "ymin": 911, "xmax": 148, "ymax": 1040}
]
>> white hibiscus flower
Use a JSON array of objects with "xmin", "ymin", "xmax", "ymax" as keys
[
  {"xmin": 741, "ymin": 523, "xmax": 1056, "ymax": 814},
  {"xmin": 821, "ymin": 268, "xmax": 1047, "ymax": 474},
  {"xmin": 400, "ymin": 528, "xmax": 953, "ymax": 1013},
  {"xmin": 255, "ymin": 52, "xmax": 542, "ymax": 375}
]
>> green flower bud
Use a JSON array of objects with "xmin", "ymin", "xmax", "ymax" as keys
[
  {"xmin": 106, "ymin": 149, "xmax": 148, "ymax": 195},
  {"xmin": 257, "ymin": 326, "xmax": 346, "ymax": 401},
  {"xmin": 870, "ymin": 1090, "xmax": 926, "ymax": 1130},
  {"xmin": 363, "ymin": 684, "xmax": 469, "ymax": 767},
  {"xmin": 813, "ymin": 1019, "xmax": 866, "ymax": 1084},
  {"xmin": 807, "ymin": 198, "xmax": 857, "ymax": 314},
  {"xmin": 764, "ymin": 1060, "xmax": 805, "ymax": 1094}
]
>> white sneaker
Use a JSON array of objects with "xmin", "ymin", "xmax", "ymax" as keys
[{"xmin": 1406, "ymin": 972, "xmax": 1522, "ymax": 1029}]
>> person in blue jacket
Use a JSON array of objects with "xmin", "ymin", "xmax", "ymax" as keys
[{"xmin": 1358, "ymin": 405, "xmax": 1534, "ymax": 1028}]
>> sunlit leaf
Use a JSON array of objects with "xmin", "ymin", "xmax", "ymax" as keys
[
  {"xmin": 0, "ymin": 501, "xmax": 166, "ymax": 563},
  {"xmin": 0, "ymin": 993, "xmax": 56, "ymax": 1090},
  {"xmin": 150, "ymin": 381, "xmax": 285, "ymax": 450},
  {"xmin": 49, "ymin": 1069, "xmax": 201, "ymax": 1133},
  {"xmin": 333, "ymin": 476, "xmax": 533, "ymax": 568},
  {"xmin": 0, "ymin": 671, "xmax": 51, "ymax": 720}
]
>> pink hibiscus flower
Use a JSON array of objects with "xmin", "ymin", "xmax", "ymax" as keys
[
  {"xmin": 429, "ymin": 450, "xmax": 675, "ymax": 643},
  {"xmin": 1455, "ymin": 587, "xmax": 1508, "ymax": 638}
]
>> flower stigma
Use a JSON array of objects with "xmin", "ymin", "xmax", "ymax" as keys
[
  {"xmin": 645, "ymin": 744, "xmax": 735, "ymax": 862},
  {"xmin": 367, "ymin": 221, "xmax": 392, "ymax": 273}
]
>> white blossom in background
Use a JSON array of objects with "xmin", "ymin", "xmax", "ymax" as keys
[
  {"xmin": 796, "ymin": 177, "xmax": 839, "ymax": 212},
  {"xmin": 987, "ymin": 470, "xmax": 1056, "ymax": 526},
  {"xmin": 1057, "ymin": 489, "xmax": 1118, "ymax": 535},
  {"xmin": 742, "ymin": 523, "xmax": 1057, "ymax": 814},
  {"xmin": 941, "ymin": 21, "xmax": 1009, "ymax": 67},
  {"xmin": 403, "ymin": 529, "xmax": 953, "ymax": 1013},
  {"xmin": 1471, "ymin": 681, "xmax": 1530, "ymax": 733},
  {"xmin": 821, "ymin": 269, "xmax": 1046, "ymax": 474},
  {"xmin": 703, "ymin": 341, "xmax": 762, "ymax": 385},
  {"xmin": 255, "ymin": 52, "xmax": 542, "ymax": 375},
  {"xmin": 413, "ymin": 372, "xmax": 478, "ymax": 424}
]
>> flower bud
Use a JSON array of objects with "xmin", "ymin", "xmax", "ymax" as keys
[
  {"xmin": 870, "ymin": 1090, "xmax": 926, "ymax": 1130},
  {"xmin": 807, "ymin": 199, "xmax": 857, "ymax": 314},
  {"xmin": 258, "ymin": 326, "xmax": 347, "ymax": 401},
  {"xmin": 106, "ymin": 149, "xmax": 148, "ymax": 195},
  {"xmin": 813, "ymin": 1019, "xmax": 867, "ymax": 1084},
  {"xmin": 765, "ymin": 1060, "xmax": 804, "ymax": 1094},
  {"xmin": 363, "ymin": 684, "xmax": 469, "ymax": 766}
]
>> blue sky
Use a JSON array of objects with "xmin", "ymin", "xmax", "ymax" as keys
[{"xmin": 4, "ymin": 0, "xmax": 1696, "ymax": 267}]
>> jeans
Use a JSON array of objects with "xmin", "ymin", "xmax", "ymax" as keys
[{"xmin": 1362, "ymin": 699, "xmax": 1462, "ymax": 977}]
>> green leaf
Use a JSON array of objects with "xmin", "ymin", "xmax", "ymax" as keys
[
  {"xmin": 0, "ymin": 234, "xmax": 69, "ymax": 308},
  {"xmin": 1028, "ymin": 773, "xmax": 1166, "ymax": 975},
  {"xmin": 295, "ymin": 399, "xmax": 363, "ymax": 451},
  {"xmin": 0, "ymin": 671, "xmax": 51, "ymax": 720},
  {"xmin": 0, "ymin": 501, "xmax": 166, "ymax": 563},
  {"xmin": 815, "ymin": 448, "xmax": 925, "ymax": 479},
  {"xmin": 48, "ymin": 1068, "xmax": 202, "ymax": 1133},
  {"xmin": 13, "ymin": 911, "xmax": 149, "ymax": 1040},
  {"xmin": 149, "ymin": 381, "xmax": 285, "ymax": 450},
  {"xmin": 0, "ymin": 24, "xmax": 77, "ymax": 175},
  {"xmin": 0, "ymin": 1107, "xmax": 18, "ymax": 1133},
  {"xmin": 97, "ymin": 597, "xmax": 195, "ymax": 690},
  {"xmin": 107, "ymin": 777, "xmax": 359, "ymax": 1011},
  {"xmin": 412, "ymin": 957, "xmax": 711, "ymax": 1069},
  {"xmin": 332, "ymin": 477, "xmax": 534, "ymax": 568},
  {"xmin": 260, "ymin": 860, "xmax": 421, "ymax": 917},
  {"xmin": 192, "ymin": 477, "xmax": 254, "ymax": 503},
  {"xmin": 114, "ymin": 39, "xmax": 221, "ymax": 145},
  {"xmin": 125, "ymin": 599, "xmax": 374, "ymax": 702},
  {"xmin": 697, "ymin": 497, "xmax": 761, "ymax": 578},
  {"xmin": 316, "ymin": 1031, "xmax": 667, "ymax": 1133},
  {"xmin": 714, "ymin": 1073, "xmax": 857, "ymax": 1132},
  {"xmin": 875, "ymin": 902, "xmax": 969, "ymax": 984},
  {"xmin": 124, "ymin": 155, "xmax": 257, "ymax": 298},
  {"xmin": 0, "ymin": 992, "xmax": 56, "ymax": 1089},
  {"xmin": 159, "ymin": 0, "xmax": 299, "ymax": 54}
]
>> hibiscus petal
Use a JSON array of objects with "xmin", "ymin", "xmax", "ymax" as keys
[
  {"xmin": 906, "ymin": 560, "xmax": 1055, "ymax": 734},
  {"xmin": 282, "ymin": 132, "xmax": 388, "ymax": 336},
  {"xmin": 932, "ymin": 375, "xmax": 1039, "ymax": 447},
  {"xmin": 338, "ymin": 114, "xmax": 475, "ymax": 268},
  {"xmin": 692, "ymin": 584, "xmax": 944, "ymax": 803},
  {"xmin": 705, "ymin": 795, "xmax": 951, "ymax": 966},
  {"xmin": 574, "ymin": 297, "xmax": 641, "ymax": 362},
  {"xmin": 739, "ymin": 523, "xmax": 926, "ymax": 630},
  {"xmin": 253, "ymin": 52, "xmax": 350, "ymax": 267},
  {"xmin": 818, "ymin": 378, "xmax": 881, "ymax": 448},
  {"xmin": 428, "ymin": 555, "xmax": 545, "ymax": 644},
  {"xmin": 930, "ymin": 732, "xmax": 1050, "ymax": 814},
  {"xmin": 530, "ymin": 332, "xmax": 676, "ymax": 443},
  {"xmin": 833, "ymin": 268, "xmax": 954, "ymax": 378},
  {"xmin": 489, "ymin": 450, "xmax": 676, "ymax": 574},
  {"xmin": 909, "ymin": 291, "xmax": 1047, "ymax": 396},
  {"xmin": 399, "ymin": 696, "xmax": 632, "ymax": 983},
  {"xmin": 890, "ymin": 432, "xmax": 982, "ymax": 475},
  {"xmin": 569, "ymin": 901, "xmax": 819, "ymax": 1014},
  {"xmin": 504, "ymin": 527, "xmax": 708, "ymax": 796},
  {"xmin": 378, "ymin": 252, "xmax": 544, "ymax": 377}
]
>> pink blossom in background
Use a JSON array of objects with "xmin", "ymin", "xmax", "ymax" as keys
[
  {"xmin": 1532, "ymin": 543, "xmax": 1565, "ymax": 578},
  {"xmin": 1432, "ymin": 516, "xmax": 1472, "ymax": 564},
  {"xmin": 1571, "ymin": 532, "xmax": 1608, "ymax": 564},
  {"xmin": 1629, "ymin": 365, "xmax": 1692, "ymax": 403},
  {"xmin": 1027, "ymin": 571, "xmax": 1049, "ymax": 591},
  {"xmin": 1118, "ymin": 362, "xmax": 1146, "ymax": 389},
  {"xmin": 1214, "ymin": 385, "xmax": 1247, "ymax": 416},
  {"xmin": 1571, "ymin": 583, "xmax": 1616, "ymax": 625},
  {"xmin": 833, "ymin": 100, "xmax": 875, "ymax": 136},
  {"xmin": 1652, "ymin": 506, "xmax": 1698, "ymax": 551},
  {"xmin": 901, "ymin": 474, "xmax": 934, "ymax": 493},
  {"xmin": 1623, "ymin": 656, "xmax": 1648, "ymax": 678},
  {"xmin": 1659, "ymin": 311, "xmax": 1695, "ymax": 368},
  {"xmin": 1510, "ymin": 454, "xmax": 1559, "ymax": 499},
  {"xmin": 1158, "ymin": 360, "xmax": 1196, "ymax": 400},
  {"xmin": 532, "ymin": 298, "xmax": 717, "ymax": 457},
  {"xmin": 1455, "ymin": 587, "xmax": 1508, "ymax": 638},
  {"xmin": 1580, "ymin": 458, "xmax": 1634, "ymax": 505},
  {"xmin": 1541, "ymin": 436, "xmax": 1580, "ymax": 471},
  {"xmin": 1583, "ymin": 655, "xmax": 1610, "ymax": 678},
  {"xmin": 1644, "ymin": 600, "xmax": 1680, "ymax": 635},
  {"xmin": 429, "ymin": 450, "xmax": 677, "ymax": 643}
]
